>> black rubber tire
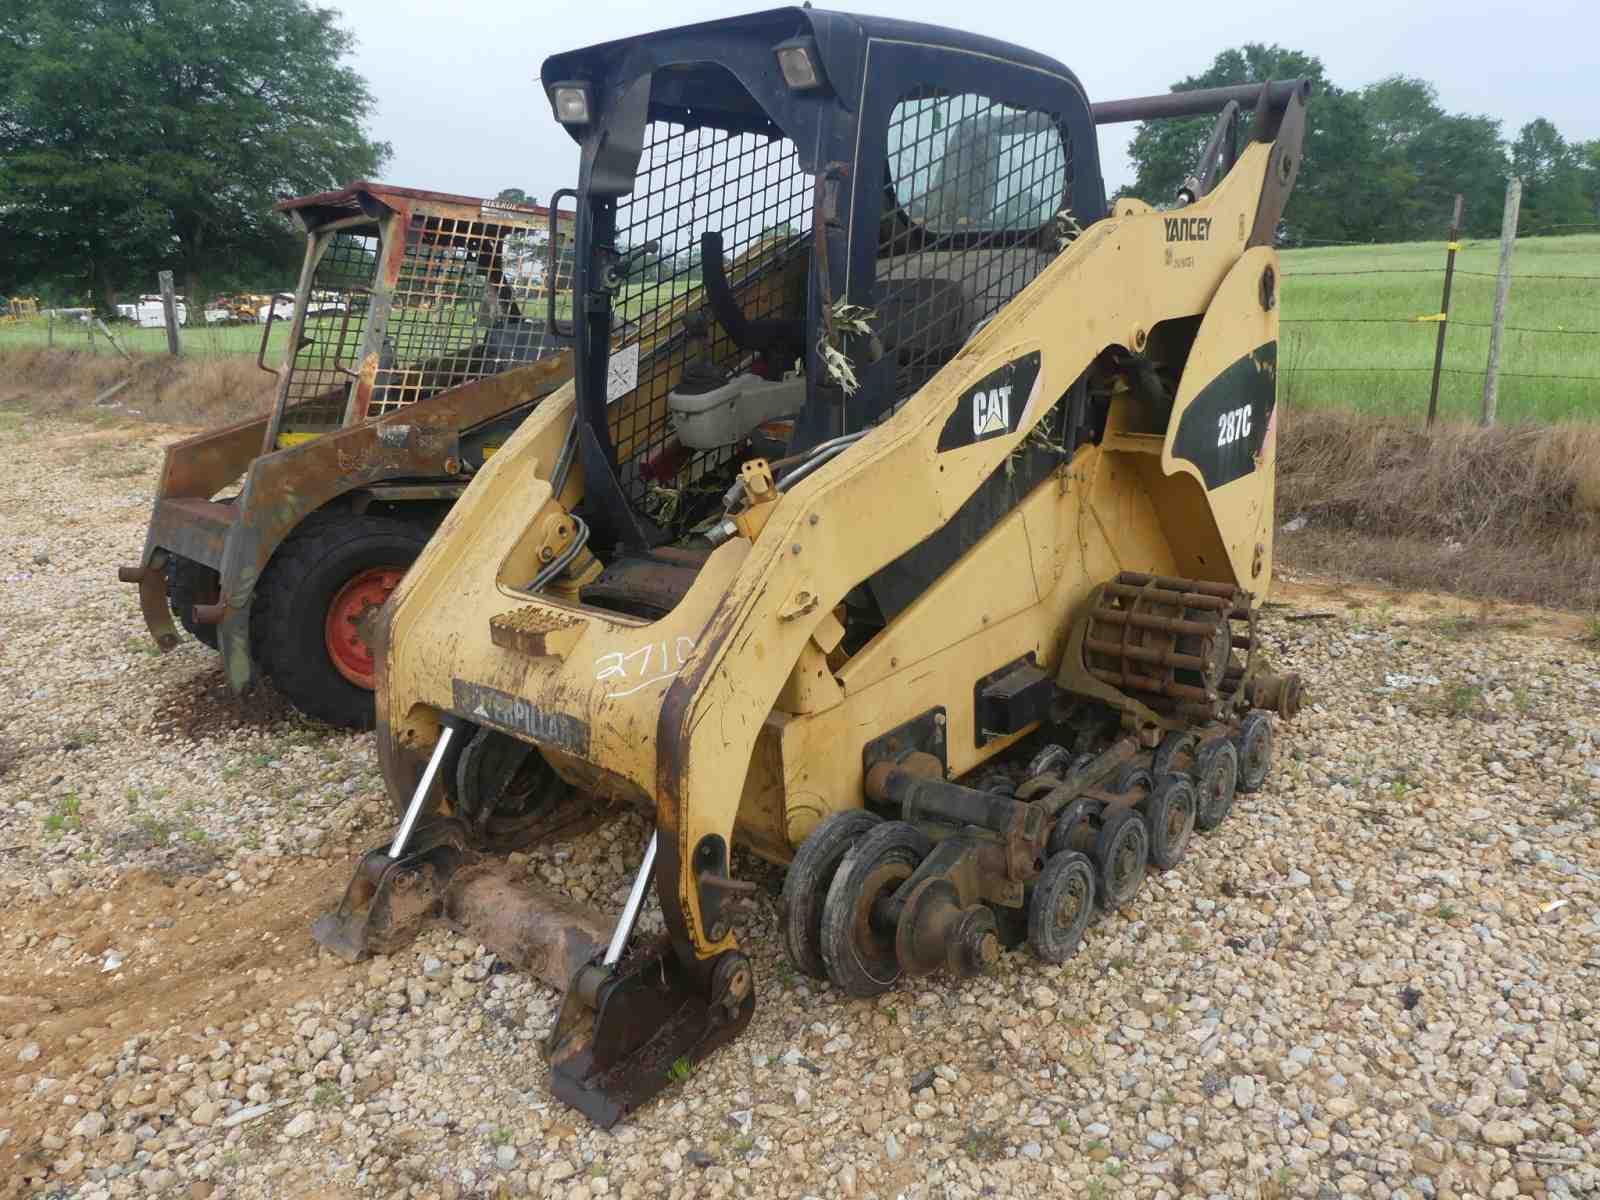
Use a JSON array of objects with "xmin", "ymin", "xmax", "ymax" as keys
[
  {"xmin": 1194, "ymin": 738, "xmax": 1240, "ymax": 832},
  {"xmin": 1046, "ymin": 797, "xmax": 1103, "ymax": 857},
  {"xmin": 167, "ymin": 557, "xmax": 221, "ymax": 650},
  {"xmin": 780, "ymin": 810, "xmax": 883, "ymax": 980},
  {"xmin": 1093, "ymin": 808, "xmax": 1149, "ymax": 911},
  {"xmin": 454, "ymin": 727, "xmax": 572, "ymax": 849},
  {"xmin": 1027, "ymin": 851, "xmax": 1096, "ymax": 963},
  {"xmin": 251, "ymin": 514, "xmax": 429, "ymax": 729},
  {"xmin": 1140, "ymin": 775, "xmax": 1197, "ymax": 871},
  {"xmin": 1235, "ymin": 712, "xmax": 1274, "ymax": 793},
  {"xmin": 820, "ymin": 820, "xmax": 931, "ymax": 998}
]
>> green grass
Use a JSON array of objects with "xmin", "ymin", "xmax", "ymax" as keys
[
  {"xmin": 1281, "ymin": 233, "xmax": 1600, "ymax": 423},
  {"xmin": 0, "ymin": 306, "xmax": 492, "ymax": 363}
]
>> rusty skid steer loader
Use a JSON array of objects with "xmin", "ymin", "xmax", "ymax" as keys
[
  {"xmin": 314, "ymin": 9, "xmax": 1309, "ymax": 1125},
  {"xmin": 119, "ymin": 183, "xmax": 577, "ymax": 727}
]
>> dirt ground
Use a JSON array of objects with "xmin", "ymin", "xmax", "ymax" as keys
[{"xmin": 2, "ymin": 409, "xmax": 1597, "ymax": 1200}]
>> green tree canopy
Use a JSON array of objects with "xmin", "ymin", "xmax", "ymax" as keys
[
  {"xmin": 0, "ymin": 0, "xmax": 390, "ymax": 308},
  {"xmin": 1121, "ymin": 46, "xmax": 1593, "ymax": 244},
  {"xmin": 495, "ymin": 188, "xmax": 534, "ymax": 206}
]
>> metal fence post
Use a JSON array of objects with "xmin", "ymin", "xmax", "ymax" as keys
[
  {"xmin": 159, "ymin": 269, "xmax": 182, "ymax": 357},
  {"xmin": 47, "ymin": 308, "xmax": 54, "ymax": 348},
  {"xmin": 1425, "ymin": 194, "xmax": 1464, "ymax": 429},
  {"xmin": 1481, "ymin": 177, "xmax": 1521, "ymax": 427}
]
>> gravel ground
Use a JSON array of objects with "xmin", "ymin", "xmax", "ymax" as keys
[{"xmin": 2, "ymin": 409, "xmax": 1598, "ymax": 1200}]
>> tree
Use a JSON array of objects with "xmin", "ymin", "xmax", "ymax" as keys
[
  {"xmin": 0, "ymin": 0, "xmax": 389, "ymax": 309},
  {"xmin": 1360, "ymin": 76, "xmax": 1443, "ymax": 152},
  {"xmin": 495, "ymin": 188, "xmax": 534, "ymax": 206},
  {"xmin": 1403, "ymin": 114, "xmax": 1507, "ymax": 238},
  {"xmin": 1511, "ymin": 119, "xmax": 1592, "ymax": 233},
  {"xmin": 1124, "ymin": 45, "xmax": 1332, "ymax": 206}
]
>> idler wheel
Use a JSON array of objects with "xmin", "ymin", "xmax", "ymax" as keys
[
  {"xmin": 1194, "ymin": 738, "xmax": 1239, "ymax": 831},
  {"xmin": 821, "ymin": 821, "xmax": 930, "ymax": 997},
  {"xmin": 1235, "ymin": 712, "xmax": 1274, "ymax": 794},
  {"xmin": 1093, "ymin": 808, "xmax": 1149, "ymax": 911},
  {"xmin": 781, "ymin": 810, "xmax": 883, "ymax": 980},
  {"xmin": 1027, "ymin": 851, "xmax": 1095, "ymax": 963},
  {"xmin": 1140, "ymin": 775, "xmax": 1197, "ymax": 870}
]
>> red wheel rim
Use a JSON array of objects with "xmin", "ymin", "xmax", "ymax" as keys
[{"xmin": 324, "ymin": 566, "xmax": 403, "ymax": 689}]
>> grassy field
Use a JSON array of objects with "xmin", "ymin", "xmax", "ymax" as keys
[
  {"xmin": 5, "ymin": 234, "xmax": 1596, "ymax": 423},
  {"xmin": 1280, "ymin": 233, "xmax": 1600, "ymax": 423}
]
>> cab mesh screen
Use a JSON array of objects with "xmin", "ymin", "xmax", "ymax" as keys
[
  {"xmin": 280, "ymin": 233, "xmax": 379, "ymax": 431},
  {"xmin": 280, "ymin": 211, "xmax": 575, "ymax": 434},
  {"xmin": 608, "ymin": 119, "xmax": 812, "ymax": 509},
  {"xmin": 878, "ymin": 93, "xmax": 1072, "ymax": 401}
]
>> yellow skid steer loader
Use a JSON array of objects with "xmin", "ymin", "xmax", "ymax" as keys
[{"xmin": 314, "ymin": 8, "xmax": 1308, "ymax": 1126}]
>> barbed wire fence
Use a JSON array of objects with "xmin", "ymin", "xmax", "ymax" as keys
[{"xmin": 1279, "ymin": 179, "xmax": 1600, "ymax": 426}]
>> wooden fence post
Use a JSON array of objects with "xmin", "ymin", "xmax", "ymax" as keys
[
  {"xmin": 1425, "ymin": 194, "xmax": 1464, "ymax": 429},
  {"xmin": 159, "ymin": 269, "xmax": 182, "ymax": 357},
  {"xmin": 47, "ymin": 308, "xmax": 54, "ymax": 348},
  {"xmin": 1481, "ymin": 177, "xmax": 1522, "ymax": 427}
]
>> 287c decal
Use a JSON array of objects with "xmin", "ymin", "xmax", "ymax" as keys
[
  {"xmin": 1216, "ymin": 405, "xmax": 1252, "ymax": 447},
  {"xmin": 1169, "ymin": 343, "xmax": 1278, "ymax": 491}
]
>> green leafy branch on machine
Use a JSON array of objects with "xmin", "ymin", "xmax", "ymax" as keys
[{"xmin": 313, "ymin": 7, "xmax": 1309, "ymax": 1129}]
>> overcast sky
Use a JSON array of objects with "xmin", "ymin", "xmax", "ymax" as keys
[{"xmin": 330, "ymin": 0, "xmax": 1597, "ymax": 205}]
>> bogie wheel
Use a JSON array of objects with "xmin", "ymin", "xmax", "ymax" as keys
[
  {"xmin": 167, "ymin": 557, "xmax": 221, "ymax": 650},
  {"xmin": 820, "ymin": 821, "xmax": 931, "ymax": 998},
  {"xmin": 1093, "ymin": 808, "xmax": 1149, "ymax": 911},
  {"xmin": 1046, "ymin": 797, "xmax": 1102, "ymax": 857},
  {"xmin": 1235, "ymin": 712, "xmax": 1273, "ymax": 793},
  {"xmin": 1027, "ymin": 851, "xmax": 1096, "ymax": 963},
  {"xmin": 251, "ymin": 514, "xmax": 430, "ymax": 729},
  {"xmin": 1193, "ymin": 738, "xmax": 1239, "ymax": 832},
  {"xmin": 1151, "ymin": 730, "xmax": 1196, "ymax": 780},
  {"xmin": 1114, "ymin": 765, "xmax": 1153, "ymax": 798},
  {"xmin": 1140, "ymin": 776, "xmax": 1197, "ymax": 870},
  {"xmin": 781, "ymin": 810, "xmax": 884, "ymax": 980}
]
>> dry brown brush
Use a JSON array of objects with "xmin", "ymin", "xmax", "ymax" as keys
[
  {"xmin": 1277, "ymin": 406, "xmax": 1600, "ymax": 611},
  {"xmin": 0, "ymin": 347, "xmax": 273, "ymax": 425}
]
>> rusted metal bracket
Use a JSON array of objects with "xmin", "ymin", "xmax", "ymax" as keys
[{"xmin": 544, "ymin": 941, "xmax": 754, "ymax": 1128}]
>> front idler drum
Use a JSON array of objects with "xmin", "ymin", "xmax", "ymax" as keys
[
  {"xmin": 780, "ymin": 810, "xmax": 884, "ymax": 980},
  {"xmin": 820, "ymin": 821, "xmax": 930, "ymax": 997}
]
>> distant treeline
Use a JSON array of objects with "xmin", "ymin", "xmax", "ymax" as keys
[{"xmin": 1124, "ymin": 45, "xmax": 1596, "ymax": 243}]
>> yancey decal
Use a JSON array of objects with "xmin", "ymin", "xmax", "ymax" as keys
[
  {"xmin": 1163, "ymin": 216, "xmax": 1212, "ymax": 243},
  {"xmin": 936, "ymin": 351, "xmax": 1042, "ymax": 453},
  {"xmin": 451, "ymin": 679, "xmax": 591, "ymax": 756},
  {"xmin": 1169, "ymin": 342, "xmax": 1277, "ymax": 490}
]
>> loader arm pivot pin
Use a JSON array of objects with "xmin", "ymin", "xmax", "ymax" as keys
[
  {"xmin": 604, "ymin": 832, "xmax": 658, "ymax": 966},
  {"xmin": 389, "ymin": 719, "xmax": 462, "ymax": 860}
]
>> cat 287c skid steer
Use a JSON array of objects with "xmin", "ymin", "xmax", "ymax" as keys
[{"xmin": 313, "ymin": 8, "xmax": 1308, "ymax": 1125}]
